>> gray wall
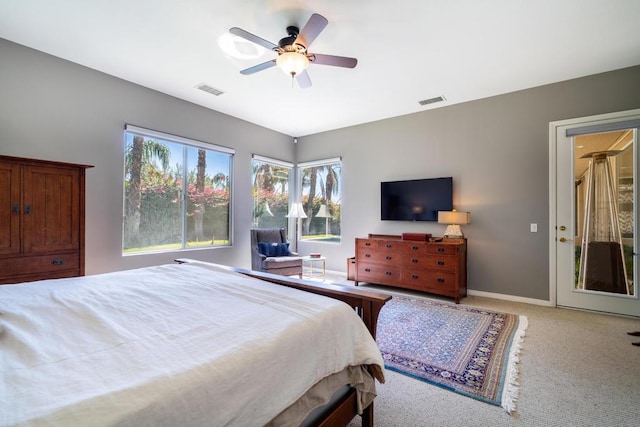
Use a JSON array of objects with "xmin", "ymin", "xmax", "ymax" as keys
[
  {"xmin": 3, "ymin": 37, "xmax": 640, "ymax": 301},
  {"xmin": 297, "ymin": 65, "xmax": 640, "ymax": 300},
  {"xmin": 0, "ymin": 38, "xmax": 293, "ymax": 274}
]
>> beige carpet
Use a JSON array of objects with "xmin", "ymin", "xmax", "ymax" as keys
[{"xmin": 311, "ymin": 273, "xmax": 640, "ymax": 427}]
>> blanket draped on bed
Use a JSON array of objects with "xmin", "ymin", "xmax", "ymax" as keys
[{"xmin": 0, "ymin": 263, "xmax": 384, "ymax": 426}]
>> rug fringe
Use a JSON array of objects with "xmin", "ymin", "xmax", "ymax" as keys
[{"xmin": 501, "ymin": 315, "xmax": 528, "ymax": 414}]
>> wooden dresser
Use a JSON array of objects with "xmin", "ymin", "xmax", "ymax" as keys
[
  {"xmin": 355, "ymin": 234, "xmax": 467, "ymax": 303},
  {"xmin": 0, "ymin": 155, "xmax": 93, "ymax": 284}
]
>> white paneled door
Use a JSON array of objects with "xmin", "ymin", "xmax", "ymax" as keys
[{"xmin": 551, "ymin": 110, "xmax": 640, "ymax": 317}]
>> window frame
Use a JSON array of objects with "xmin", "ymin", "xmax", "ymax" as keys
[
  {"xmin": 251, "ymin": 154, "xmax": 294, "ymax": 235},
  {"xmin": 122, "ymin": 124, "xmax": 234, "ymax": 255},
  {"xmin": 297, "ymin": 157, "xmax": 342, "ymax": 244}
]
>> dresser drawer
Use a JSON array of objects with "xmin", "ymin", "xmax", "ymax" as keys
[
  {"xmin": 424, "ymin": 254, "xmax": 457, "ymax": 272},
  {"xmin": 357, "ymin": 262, "xmax": 402, "ymax": 285},
  {"xmin": 422, "ymin": 272, "xmax": 457, "ymax": 296},
  {"xmin": 394, "ymin": 241, "xmax": 426, "ymax": 253},
  {"xmin": 356, "ymin": 239, "xmax": 379, "ymax": 251},
  {"xmin": 358, "ymin": 250, "xmax": 400, "ymax": 265},
  {"xmin": 403, "ymin": 269, "xmax": 457, "ymax": 293},
  {"xmin": 426, "ymin": 244, "xmax": 458, "ymax": 255},
  {"xmin": 0, "ymin": 253, "xmax": 80, "ymax": 278},
  {"xmin": 399, "ymin": 253, "xmax": 430, "ymax": 268}
]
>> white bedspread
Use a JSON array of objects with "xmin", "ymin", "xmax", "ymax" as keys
[{"xmin": 0, "ymin": 263, "xmax": 384, "ymax": 426}]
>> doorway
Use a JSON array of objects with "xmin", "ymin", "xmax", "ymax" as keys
[{"xmin": 550, "ymin": 109, "xmax": 640, "ymax": 317}]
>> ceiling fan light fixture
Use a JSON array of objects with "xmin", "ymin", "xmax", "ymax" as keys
[
  {"xmin": 276, "ymin": 51, "xmax": 309, "ymax": 76},
  {"xmin": 231, "ymin": 13, "xmax": 355, "ymax": 87}
]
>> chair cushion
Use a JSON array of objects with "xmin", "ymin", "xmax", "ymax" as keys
[
  {"xmin": 258, "ymin": 242, "xmax": 290, "ymax": 257},
  {"xmin": 263, "ymin": 256, "xmax": 303, "ymax": 269}
]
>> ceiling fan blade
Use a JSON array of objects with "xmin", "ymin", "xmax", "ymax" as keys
[
  {"xmin": 240, "ymin": 60, "xmax": 277, "ymax": 75},
  {"xmin": 310, "ymin": 53, "xmax": 358, "ymax": 68},
  {"xmin": 295, "ymin": 13, "xmax": 328, "ymax": 48},
  {"xmin": 296, "ymin": 70, "xmax": 312, "ymax": 88},
  {"xmin": 230, "ymin": 27, "xmax": 277, "ymax": 51}
]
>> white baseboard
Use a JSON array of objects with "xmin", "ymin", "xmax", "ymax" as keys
[{"xmin": 467, "ymin": 289, "xmax": 554, "ymax": 307}]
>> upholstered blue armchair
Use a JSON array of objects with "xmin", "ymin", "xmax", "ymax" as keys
[{"xmin": 250, "ymin": 228, "xmax": 303, "ymax": 278}]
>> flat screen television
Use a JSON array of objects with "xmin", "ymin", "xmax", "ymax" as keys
[{"xmin": 381, "ymin": 177, "xmax": 453, "ymax": 221}]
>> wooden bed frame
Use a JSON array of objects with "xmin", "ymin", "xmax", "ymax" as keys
[{"xmin": 175, "ymin": 259, "xmax": 391, "ymax": 427}]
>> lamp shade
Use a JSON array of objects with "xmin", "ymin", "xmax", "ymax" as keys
[
  {"xmin": 438, "ymin": 211, "xmax": 471, "ymax": 225},
  {"xmin": 315, "ymin": 204, "xmax": 330, "ymax": 218},
  {"xmin": 276, "ymin": 51, "xmax": 309, "ymax": 76},
  {"xmin": 286, "ymin": 202, "xmax": 307, "ymax": 219},
  {"xmin": 438, "ymin": 210, "xmax": 470, "ymax": 239}
]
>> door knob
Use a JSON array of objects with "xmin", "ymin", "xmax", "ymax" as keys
[
  {"xmin": 559, "ymin": 225, "xmax": 566, "ymax": 231},
  {"xmin": 559, "ymin": 237, "xmax": 568, "ymax": 242}
]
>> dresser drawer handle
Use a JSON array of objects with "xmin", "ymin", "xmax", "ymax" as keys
[
  {"xmin": 365, "ymin": 242, "xmax": 371, "ymax": 246},
  {"xmin": 411, "ymin": 258, "xmax": 418, "ymax": 263},
  {"xmin": 12, "ymin": 203, "xmax": 19, "ymax": 215},
  {"xmin": 365, "ymin": 268, "xmax": 371, "ymax": 272},
  {"xmin": 437, "ymin": 277, "xmax": 445, "ymax": 283},
  {"xmin": 386, "ymin": 256, "xmax": 392, "ymax": 260},
  {"xmin": 385, "ymin": 271, "xmax": 392, "ymax": 275},
  {"xmin": 52, "ymin": 259, "xmax": 65, "ymax": 265},
  {"xmin": 437, "ymin": 247, "xmax": 445, "ymax": 253},
  {"xmin": 411, "ymin": 245, "xmax": 419, "ymax": 251},
  {"xmin": 385, "ymin": 244, "xmax": 392, "ymax": 248},
  {"xmin": 437, "ymin": 260, "xmax": 445, "ymax": 266},
  {"xmin": 411, "ymin": 274, "xmax": 419, "ymax": 279},
  {"xmin": 365, "ymin": 254, "xmax": 371, "ymax": 258}
]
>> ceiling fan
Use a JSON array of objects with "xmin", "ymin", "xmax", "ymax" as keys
[{"xmin": 229, "ymin": 13, "xmax": 357, "ymax": 88}]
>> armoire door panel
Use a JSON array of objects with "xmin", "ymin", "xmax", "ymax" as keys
[{"xmin": 23, "ymin": 166, "xmax": 80, "ymax": 254}]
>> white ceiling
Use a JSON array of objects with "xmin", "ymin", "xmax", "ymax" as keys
[{"xmin": 1, "ymin": 0, "xmax": 639, "ymax": 137}]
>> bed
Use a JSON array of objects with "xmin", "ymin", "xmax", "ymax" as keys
[{"xmin": 0, "ymin": 259, "xmax": 390, "ymax": 426}]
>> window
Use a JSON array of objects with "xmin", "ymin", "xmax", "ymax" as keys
[
  {"xmin": 251, "ymin": 155, "xmax": 292, "ymax": 231},
  {"xmin": 123, "ymin": 125, "xmax": 233, "ymax": 254},
  {"xmin": 298, "ymin": 157, "xmax": 342, "ymax": 243}
]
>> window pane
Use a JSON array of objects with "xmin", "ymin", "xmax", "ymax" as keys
[
  {"xmin": 124, "ymin": 134, "xmax": 181, "ymax": 252},
  {"xmin": 186, "ymin": 147, "xmax": 231, "ymax": 247},
  {"xmin": 123, "ymin": 129, "xmax": 232, "ymax": 254},
  {"xmin": 252, "ymin": 158, "xmax": 290, "ymax": 230},
  {"xmin": 574, "ymin": 130, "xmax": 634, "ymax": 296},
  {"xmin": 299, "ymin": 160, "xmax": 342, "ymax": 243}
]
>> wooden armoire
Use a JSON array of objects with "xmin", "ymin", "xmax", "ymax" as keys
[{"xmin": 0, "ymin": 155, "xmax": 93, "ymax": 284}]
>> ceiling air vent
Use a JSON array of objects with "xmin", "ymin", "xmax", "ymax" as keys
[
  {"xmin": 196, "ymin": 83, "xmax": 224, "ymax": 96},
  {"xmin": 418, "ymin": 96, "xmax": 446, "ymax": 106}
]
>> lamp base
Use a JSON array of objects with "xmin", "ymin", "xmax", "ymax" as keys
[{"xmin": 443, "ymin": 224, "xmax": 464, "ymax": 239}]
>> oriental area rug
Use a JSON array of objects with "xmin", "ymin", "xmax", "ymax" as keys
[{"xmin": 376, "ymin": 296, "xmax": 527, "ymax": 413}]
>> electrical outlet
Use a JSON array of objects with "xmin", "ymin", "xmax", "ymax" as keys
[{"xmin": 530, "ymin": 223, "xmax": 538, "ymax": 233}]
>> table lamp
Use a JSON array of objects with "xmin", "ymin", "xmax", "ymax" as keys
[{"xmin": 438, "ymin": 209, "xmax": 471, "ymax": 238}]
